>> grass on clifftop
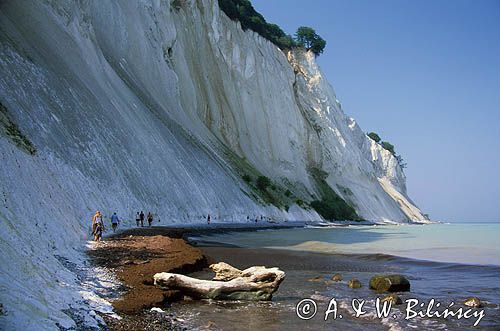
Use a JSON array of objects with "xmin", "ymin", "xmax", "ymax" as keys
[{"xmin": 0, "ymin": 101, "xmax": 36, "ymax": 155}]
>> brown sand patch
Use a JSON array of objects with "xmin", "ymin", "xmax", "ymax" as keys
[{"xmin": 89, "ymin": 233, "xmax": 207, "ymax": 314}]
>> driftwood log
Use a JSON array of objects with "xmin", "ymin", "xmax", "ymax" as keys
[{"xmin": 153, "ymin": 262, "xmax": 285, "ymax": 300}]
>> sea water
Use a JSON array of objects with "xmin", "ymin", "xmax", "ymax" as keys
[
  {"xmin": 196, "ymin": 222, "xmax": 500, "ymax": 266},
  {"xmin": 172, "ymin": 222, "xmax": 500, "ymax": 330}
]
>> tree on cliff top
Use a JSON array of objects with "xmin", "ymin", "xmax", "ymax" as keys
[
  {"xmin": 367, "ymin": 132, "xmax": 381, "ymax": 142},
  {"xmin": 295, "ymin": 26, "xmax": 326, "ymax": 56},
  {"xmin": 218, "ymin": 1, "xmax": 328, "ymax": 55},
  {"xmin": 381, "ymin": 141, "xmax": 396, "ymax": 155},
  {"xmin": 218, "ymin": 0, "xmax": 296, "ymax": 50}
]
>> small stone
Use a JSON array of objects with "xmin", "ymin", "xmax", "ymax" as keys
[
  {"xmin": 331, "ymin": 273, "xmax": 342, "ymax": 282},
  {"xmin": 308, "ymin": 276, "xmax": 324, "ymax": 282},
  {"xmin": 150, "ymin": 307, "xmax": 165, "ymax": 313},
  {"xmin": 381, "ymin": 294, "xmax": 403, "ymax": 305},
  {"xmin": 348, "ymin": 278, "xmax": 362, "ymax": 289},
  {"xmin": 206, "ymin": 320, "xmax": 216, "ymax": 328},
  {"xmin": 464, "ymin": 297, "xmax": 482, "ymax": 308},
  {"xmin": 369, "ymin": 274, "xmax": 410, "ymax": 292}
]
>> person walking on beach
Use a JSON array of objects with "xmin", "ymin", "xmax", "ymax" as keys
[
  {"xmin": 92, "ymin": 210, "xmax": 102, "ymax": 236},
  {"xmin": 135, "ymin": 212, "xmax": 141, "ymax": 227},
  {"xmin": 147, "ymin": 212, "xmax": 153, "ymax": 227},
  {"xmin": 110, "ymin": 212, "xmax": 120, "ymax": 232},
  {"xmin": 92, "ymin": 210, "xmax": 104, "ymax": 241},
  {"xmin": 94, "ymin": 221, "xmax": 104, "ymax": 241},
  {"xmin": 139, "ymin": 211, "xmax": 145, "ymax": 227},
  {"xmin": 207, "ymin": 214, "xmax": 211, "ymax": 225}
]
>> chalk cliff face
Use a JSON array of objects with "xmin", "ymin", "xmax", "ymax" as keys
[
  {"xmin": 0, "ymin": 0, "xmax": 427, "ymax": 329},
  {"xmin": 169, "ymin": 1, "xmax": 426, "ymax": 222}
]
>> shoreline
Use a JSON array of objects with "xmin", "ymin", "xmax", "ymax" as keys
[
  {"xmin": 87, "ymin": 222, "xmax": 305, "ymax": 330},
  {"xmin": 88, "ymin": 228, "xmax": 208, "ymax": 330},
  {"xmin": 86, "ymin": 222, "xmax": 498, "ymax": 330}
]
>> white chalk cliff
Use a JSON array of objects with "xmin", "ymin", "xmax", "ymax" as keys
[{"xmin": 0, "ymin": 0, "xmax": 428, "ymax": 329}]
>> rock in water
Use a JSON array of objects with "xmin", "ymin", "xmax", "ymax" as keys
[
  {"xmin": 464, "ymin": 297, "xmax": 482, "ymax": 308},
  {"xmin": 331, "ymin": 274, "xmax": 342, "ymax": 282},
  {"xmin": 154, "ymin": 262, "xmax": 285, "ymax": 301},
  {"xmin": 348, "ymin": 279, "xmax": 362, "ymax": 289},
  {"xmin": 381, "ymin": 294, "xmax": 403, "ymax": 305},
  {"xmin": 369, "ymin": 274, "xmax": 410, "ymax": 292}
]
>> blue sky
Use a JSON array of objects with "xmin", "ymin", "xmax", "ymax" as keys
[{"xmin": 251, "ymin": 0, "xmax": 500, "ymax": 222}]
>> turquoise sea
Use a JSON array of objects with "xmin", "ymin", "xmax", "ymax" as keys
[
  {"xmin": 173, "ymin": 222, "xmax": 500, "ymax": 330},
  {"xmin": 197, "ymin": 222, "xmax": 500, "ymax": 266}
]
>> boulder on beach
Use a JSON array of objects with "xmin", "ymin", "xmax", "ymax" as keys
[
  {"xmin": 348, "ymin": 278, "xmax": 362, "ymax": 289},
  {"xmin": 369, "ymin": 274, "xmax": 410, "ymax": 292},
  {"xmin": 154, "ymin": 262, "xmax": 285, "ymax": 301},
  {"xmin": 331, "ymin": 274, "xmax": 342, "ymax": 282},
  {"xmin": 381, "ymin": 293, "xmax": 403, "ymax": 305},
  {"xmin": 464, "ymin": 297, "xmax": 482, "ymax": 308}
]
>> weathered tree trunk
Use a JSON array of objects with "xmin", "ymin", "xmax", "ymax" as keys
[{"xmin": 154, "ymin": 262, "xmax": 285, "ymax": 300}]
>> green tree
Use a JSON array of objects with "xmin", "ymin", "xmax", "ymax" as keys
[
  {"xmin": 311, "ymin": 38, "xmax": 326, "ymax": 56},
  {"xmin": 218, "ymin": 0, "xmax": 239, "ymax": 19},
  {"xmin": 381, "ymin": 141, "xmax": 395, "ymax": 155},
  {"xmin": 295, "ymin": 26, "xmax": 326, "ymax": 56},
  {"xmin": 265, "ymin": 23, "xmax": 285, "ymax": 39},
  {"xmin": 367, "ymin": 132, "xmax": 381, "ymax": 142},
  {"xmin": 295, "ymin": 27, "xmax": 316, "ymax": 48},
  {"xmin": 276, "ymin": 35, "xmax": 296, "ymax": 49},
  {"xmin": 218, "ymin": 0, "xmax": 296, "ymax": 51}
]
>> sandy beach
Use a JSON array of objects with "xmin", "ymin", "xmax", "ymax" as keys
[
  {"xmin": 87, "ymin": 224, "xmax": 499, "ymax": 330},
  {"xmin": 87, "ymin": 224, "xmax": 304, "ymax": 330},
  {"xmin": 88, "ymin": 227, "xmax": 207, "ymax": 330}
]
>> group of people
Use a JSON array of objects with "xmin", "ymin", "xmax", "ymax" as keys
[
  {"xmin": 135, "ymin": 211, "xmax": 155, "ymax": 227},
  {"xmin": 91, "ymin": 210, "xmax": 121, "ymax": 241},
  {"xmin": 91, "ymin": 210, "xmax": 156, "ymax": 241}
]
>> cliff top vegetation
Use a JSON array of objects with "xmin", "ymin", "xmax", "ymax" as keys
[{"xmin": 218, "ymin": 0, "xmax": 326, "ymax": 56}]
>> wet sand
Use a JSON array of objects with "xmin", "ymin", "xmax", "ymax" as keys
[
  {"xmin": 87, "ymin": 225, "xmax": 302, "ymax": 330},
  {"xmin": 88, "ymin": 227, "xmax": 209, "ymax": 330},
  {"xmin": 89, "ymin": 228, "xmax": 209, "ymax": 312},
  {"xmin": 197, "ymin": 246, "xmax": 385, "ymax": 273}
]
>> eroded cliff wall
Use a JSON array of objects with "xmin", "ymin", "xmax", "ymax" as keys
[{"xmin": 0, "ymin": 0, "xmax": 426, "ymax": 328}]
